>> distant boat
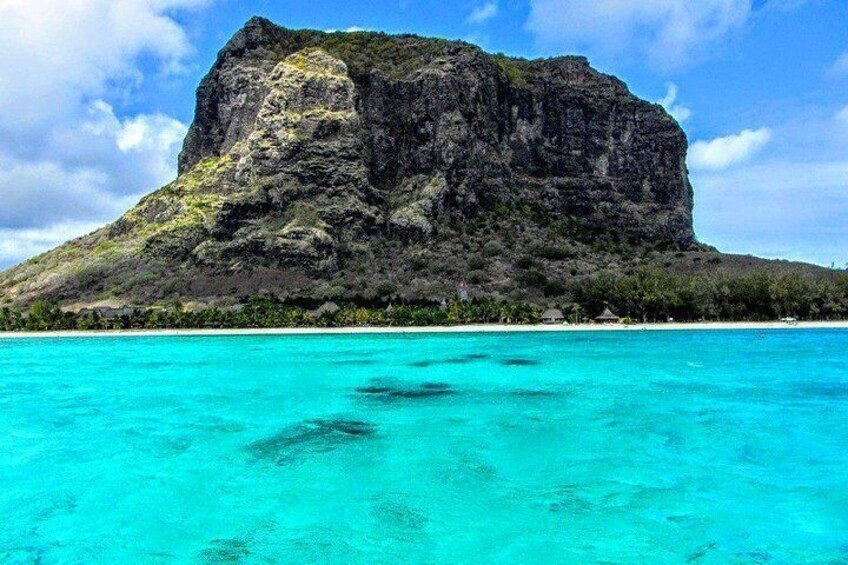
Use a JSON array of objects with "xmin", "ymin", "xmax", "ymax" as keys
[{"xmin": 780, "ymin": 316, "xmax": 798, "ymax": 326}]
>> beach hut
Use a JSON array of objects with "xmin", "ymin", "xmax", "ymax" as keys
[
  {"xmin": 313, "ymin": 301, "xmax": 340, "ymax": 317},
  {"xmin": 541, "ymin": 308, "xmax": 565, "ymax": 324},
  {"xmin": 594, "ymin": 307, "xmax": 620, "ymax": 324}
]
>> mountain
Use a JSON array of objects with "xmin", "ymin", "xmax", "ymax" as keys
[{"xmin": 0, "ymin": 17, "xmax": 828, "ymax": 309}]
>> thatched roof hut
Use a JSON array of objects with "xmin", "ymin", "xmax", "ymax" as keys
[
  {"xmin": 541, "ymin": 308, "xmax": 565, "ymax": 324},
  {"xmin": 313, "ymin": 301, "xmax": 340, "ymax": 317},
  {"xmin": 594, "ymin": 307, "xmax": 620, "ymax": 323}
]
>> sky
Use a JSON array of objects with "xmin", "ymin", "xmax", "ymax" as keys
[{"xmin": 0, "ymin": 0, "xmax": 846, "ymax": 268}]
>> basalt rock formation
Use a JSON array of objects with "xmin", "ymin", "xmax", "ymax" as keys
[{"xmin": 1, "ymin": 17, "xmax": 707, "ymax": 307}]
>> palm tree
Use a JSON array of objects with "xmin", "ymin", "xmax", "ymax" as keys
[{"xmin": 570, "ymin": 302, "xmax": 583, "ymax": 324}]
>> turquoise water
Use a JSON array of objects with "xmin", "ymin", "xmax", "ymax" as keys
[{"xmin": 1, "ymin": 330, "xmax": 848, "ymax": 563}]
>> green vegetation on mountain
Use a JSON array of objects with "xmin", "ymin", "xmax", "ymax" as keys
[{"xmin": 0, "ymin": 17, "xmax": 842, "ymax": 322}]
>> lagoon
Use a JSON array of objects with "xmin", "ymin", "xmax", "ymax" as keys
[{"xmin": 2, "ymin": 329, "xmax": 847, "ymax": 562}]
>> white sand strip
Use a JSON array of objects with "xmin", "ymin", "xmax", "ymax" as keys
[{"xmin": 1, "ymin": 321, "xmax": 847, "ymax": 339}]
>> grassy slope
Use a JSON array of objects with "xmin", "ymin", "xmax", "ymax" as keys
[{"xmin": 0, "ymin": 157, "xmax": 232, "ymax": 306}]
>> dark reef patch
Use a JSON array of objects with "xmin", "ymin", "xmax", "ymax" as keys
[
  {"xmin": 687, "ymin": 542, "xmax": 718, "ymax": 563},
  {"xmin": 735, "ymin": 550, "xmax": 772, "ymax": 563},
  {"xmin": 198, "ymin": 537, "xmax": 251, "ymax": 564},
  {"xmin": 2, "ymin": 547, "xmax": 46, "ymax": 564},
  {"xmin": 500, "ymin": 358, "xmax": 540, "ymax": 366},
  {"xmin": 371, "ymin": 499, "xmax": 429, "ymax": 531},
  {"xmin": 794, "ymin": 381, "xmax": 848, "ymax": 400},
  {"xmin": 543, "ymin": 485, "xmax": 593, "ymax": 515},
  {"xmin": 408, "ymin": 354, "xmax": 491, "ymax": 368},
  {"xmin": 332, "ymin": 359, "xmax": 377, "ymax": 366},
  {"xmin": 246, "ymin": 419, "xmax": 376, "ymax": 464},
  {"xmin": 510, "ymin": 389, "xmax": 558, "ymax": 398},
  {"xmin": 355, "ymin": 385, "xmax": 394, "ymax": 395},
  {"xmin": 355, "ymin": 380, "xmax": 456, "ymax": 401},
  {"xmin": 190, "ymin": 419, "xmax": 246, "ymax": 434}
]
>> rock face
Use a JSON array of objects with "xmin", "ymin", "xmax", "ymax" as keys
[{"xmin": 0, "ymin": 17, "xmax": 701, "ymax": 307}]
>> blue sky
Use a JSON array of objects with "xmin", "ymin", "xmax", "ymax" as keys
[{"xmin": 0, "ymin": 0, "xmax": 846, "ymax": 268}]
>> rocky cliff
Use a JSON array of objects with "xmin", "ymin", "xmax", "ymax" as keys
[{"xmin": 0, "ymin": 17, "xmax": 703, "ymax": 307}]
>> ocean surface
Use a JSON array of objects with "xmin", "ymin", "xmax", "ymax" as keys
[{"xmin": 1, "ymin": 330, "xmax": 847, "ymax": 563}]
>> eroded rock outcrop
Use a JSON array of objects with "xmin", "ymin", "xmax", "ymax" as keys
[{"xmin": 0, "ymin": 17, "xmax": 702, "ymax": 306}]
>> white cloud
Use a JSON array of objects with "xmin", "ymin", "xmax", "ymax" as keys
[
  {"xmin": 112, "ymin": 108, "xmax": 188, "ymax": 181},
  {"xmin": 0, "ymin": 0, "xmax": 203, "ymax": 268},
  {"xmin": 693, "ymin": 159, "xmax": 848, "ymax": 266},
  {"xmin": 830, "ymin": 51, "xmax": 848, "ymax": 77},
  {"xmin": 0, "ymin": 155, "xmax": 112, "ymax": 229},
  {"xmin": 688, "ymin": 128, "xmax": 772, "ymax": 170},
  {"xmin": 657, "ymin": 83, "xmax": 692, "ymax": 123},
  {"xmin": 468, "ymin": 1, "xmax": 498, "ymax": 23},
  {"xmin": 837, "ymin": 105, "xmax": 848, "ymax": 126},
  {"xmin": 691, "ymin": 110, "xmax": 848, "ymax": 266},
  {"xmin": 0, "ymin": 0, "xmax": 203, "ymax": 134},
  {"xmin": 0, "ymin": 222, "xmax": 107, "ymax": 267},
  {"xmin": 325, "ymin": 26, "xmax": 369, "ymax": 33},
  {"xmin": 0, "ymin": 99, "xmax": 185, "ymax": 236},
  {"xmin": 525, "ymin": 0, "xmax": 752, "ymax": 68}
]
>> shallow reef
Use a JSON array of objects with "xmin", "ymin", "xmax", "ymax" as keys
[
  {"xmin": 510, "ymin": 389, "xmax": 559, "ymax": 398},
  {"xmin": 500, "ymin": 358, "xmax": 540, "ymax": 366},
  {"xmin": 198, "ymin": 537, "xmax": 251, "ymax": 564},
  {"xmin": 245, "ymin": 418, "xmax": 376, "ymax": 465},
  {"xmin": 736, "ymin": 550, "xmax": 773, "ymax": 563},
  {"xmin": 794, "ymin": 381, "xmax": 848, "ymax": 399},
  {"xmin": 2, "ymin": 546, "xmax": 46, "ymax": 564},
  {"xmin": 686, "ymin": 541, "xmax": 718, "ymax": 562},
  {"xmin": 332, "ymin": 358, "xmax": 377, "ymax": 366},
  {"xmin": 370, "ymin": 499, "xmax": 429, "ymax": 532},
  {"xmin": 408, "ymin": 353, "xmax": 491, "ymax": 368},
  {"xmin": 355, "ymin": 380, "xmax": 456, "ymax": 401}
]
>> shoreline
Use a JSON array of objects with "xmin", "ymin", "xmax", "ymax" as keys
[{"xmin": 1, "ymin": 321, "xmax": 847, "ymax": 339}]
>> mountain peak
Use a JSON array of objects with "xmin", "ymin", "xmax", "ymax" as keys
[{"xmin": 1, "ymin": 18, "xmax": 701, "ymax": 308}]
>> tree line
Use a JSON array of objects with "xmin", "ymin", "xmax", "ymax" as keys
[
  {"xmin": 571, "ymin": 269, "xmax": 848, "ymax": 323},
  {"xmin": 2, "ymin": 269, "xmax": 847, "ymax": 332},
  {"xmin": 0, "ymin": 298, "xmax": 542, "ymax": 332}
]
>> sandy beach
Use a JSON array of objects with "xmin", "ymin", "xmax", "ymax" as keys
[{"xmin": 1, "ymin": 320, "xmax": 847, "ymax": 339}]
